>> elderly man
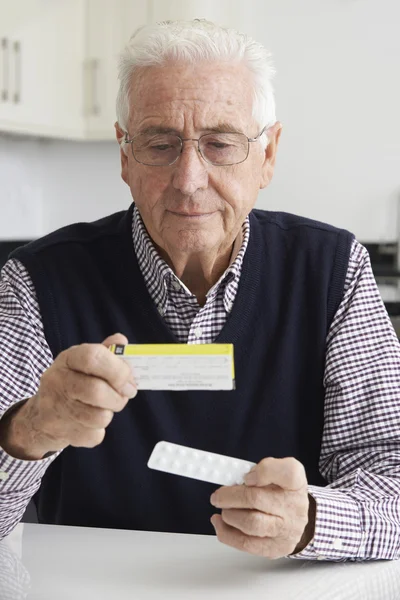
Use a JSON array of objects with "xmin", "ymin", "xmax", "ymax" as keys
[{"xmin": 0, "ymin": 19, "xmax": 399, "ymax": 563}]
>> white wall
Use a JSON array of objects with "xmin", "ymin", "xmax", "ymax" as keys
[
  {"xmin": 250, "ymin": 0, "xmax": 400, "ymax": 241},
  {"xmin": 0, "ymin": 134, "xmax": 130, "ymax": 238},
  {"xmin": 39, "ymin": 138, "xmax": 130, "ymax": 234},
  {"xmin": 0, "ymin": 134, "xmax": 44, "ymax": 239},
  {"xmin": 0, "ymin": 0, "xmax": 399, "ymax": 241}
]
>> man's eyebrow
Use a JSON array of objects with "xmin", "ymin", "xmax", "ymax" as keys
[
  {"xmin": 138, "ymin": 126, "xmax": 181, "ymax": 136},
  {"xmin": 205, "ymin": 122, "xmax": 245, "ymax": 135},
  {"xmin": 137, "ymin": 123, "xmax": 245, "ymax": 136}
]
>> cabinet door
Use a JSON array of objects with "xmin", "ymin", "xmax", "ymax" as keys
[
  {"xmin": 0, "ymin": 0, "xmax": 85, "ymax": 138},
  {"xmin": 85, "ymin": 0, "xmax": 149, "ymax": 140}
]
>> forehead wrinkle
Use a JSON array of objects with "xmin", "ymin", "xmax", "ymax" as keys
[
  {"xmin": 136, "ymin": 122, "xmax": 247, "ymax": 137},
  {"xmin": 131, "ymin": 100, "xmax": 251, "ymax": 135},
  {"xmin": 134, "ymin": 84, "xmax": 215, "ymax": 112}
]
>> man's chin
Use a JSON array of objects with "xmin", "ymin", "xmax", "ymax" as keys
[{"xmin": 167, "ymin": 229, "xmax": 221, "ymax": 254}]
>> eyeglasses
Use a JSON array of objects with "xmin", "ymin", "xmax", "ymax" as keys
[{"xmin": 123, "ymin": 127, "xmax": 267, "ymax": 167}]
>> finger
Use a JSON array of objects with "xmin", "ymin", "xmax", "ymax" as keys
[
  {"xmin": 60, "ymin": 369, "xmax": 131, "ymax": 412},
  {"xmin": 64, "ymin": 397, "xmax": 114, "ymax": 430},
  {"xmin": 221, "ymin": 508, "xmax": 284, "ymax": 538},
  {"xmin": 210, "ymin": 485, "xmax": 284, "ymax": 516},
  {"xmin": 61, "ymin": 343, "xmax": 136, "ymax": 398},
  {"xmin": 244, "ymin": 457, "xmax": 307, "ymax": 491},
  {"xmin": 69, "ymin": 426, "xmax": 106, "ymax": 449},
  {"xmin": 211, "ymin": 514, "xmax": 285, "ymax": 559},
  {"xmin": 101, "ymin": 332, "xmax": 129, "ymax": 348}
]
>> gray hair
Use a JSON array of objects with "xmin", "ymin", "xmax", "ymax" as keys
[{"xmin": 116, "ymin": 19, "xmax": 277, "ymax": 147}]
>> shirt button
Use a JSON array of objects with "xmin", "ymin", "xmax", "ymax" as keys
[
  {"xmin": 332, "ymin": 538, "xmax": 343, "ymax": 551},
  {"xmin": 0, "ymin": 471, "xmax": 9, "ymax": 481},
  {"xmin": 194, "ymin": 327, "xmax": 203, "ymax": 339},
  {"xmin": 157, "ymin": 304, "xmax": 165, "ymax": 317},
  {"xmin": 226, "ymin": 300, "xmax": 233, "ymax": 313},
  {"xmin": 317, "ymin": 555, "xmax": 327, "ymax": 561},
  {"xmin": 172, "ymin": 280, "xmax": 181, "ymax": 291}
]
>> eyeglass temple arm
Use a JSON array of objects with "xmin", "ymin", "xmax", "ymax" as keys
[{"xmin": 248, "ymin": 126, "xmax": 268, "ymax": 142}]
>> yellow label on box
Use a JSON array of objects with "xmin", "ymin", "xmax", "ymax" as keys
[{"xmin": 109, "ymin": 343, "xmax": 235, "ymax": 391}]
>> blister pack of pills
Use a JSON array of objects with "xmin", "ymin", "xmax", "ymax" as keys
[{"xmin": 147, "ymin": 441, "xmax": 256, "ymax": 486}]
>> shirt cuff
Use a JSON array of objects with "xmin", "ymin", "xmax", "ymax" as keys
[
  {"xmin": 0, "ymin": 399, "xmax": 30, "ymax": 421},
  {"xmin": 0, "ymin": 400, "xmax": 61, "ymax": 489},
  {"xmin": 0, "ymin": 444, "xmax": 60, "ymax": 491},
  {"xmin": 289, "ymin": 485, "xmax": 364, "ymax": 561}
]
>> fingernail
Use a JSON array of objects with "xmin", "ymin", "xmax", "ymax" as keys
[
  {"xmin": 210, "ymin": 493, "xmax": 216, "ymax": 506},
  {"xmin": 244, "ymin": 470, "xmax": 258, "ymax": 486},
  {"xmin": 122, "ymin": 382, "xmax": 137, "ymax": 398},
  {"xmin": 210, "ymin": 516, "xmax": 216, "ymax": 529}
]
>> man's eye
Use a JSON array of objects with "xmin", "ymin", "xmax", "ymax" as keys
[
  {"xmin": 208, "ymin": 142, "xmax": 230, "ymax": 149},
  {"xmin": 151, "ymin": 144, "xmax": 173, "ymax": 151}
]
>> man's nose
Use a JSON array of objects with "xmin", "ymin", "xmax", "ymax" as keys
[{"xmin": 171, "ymin": 142, "xmax": 208, "ymax": 195}]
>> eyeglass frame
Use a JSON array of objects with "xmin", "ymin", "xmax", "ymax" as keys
[{"xmin": 122, "ymin": 126, "xmax": 268, "ymax": 167}]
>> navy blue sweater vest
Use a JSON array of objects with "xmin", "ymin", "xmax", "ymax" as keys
[{"xmin": 11, "ymin": 204, "xmax": 353, "ymax": 535}]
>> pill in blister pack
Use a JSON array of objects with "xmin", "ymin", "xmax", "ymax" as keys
[{"xmin": 147, "ymin": 441, "xmax": 256, "ymax": 486}]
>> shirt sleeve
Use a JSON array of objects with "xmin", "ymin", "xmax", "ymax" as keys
[
  {"xmin": 291, "ymin": 239, "xmax": 400, "ymax": 561},
  {"xmin": 0, "ymin": 258, "xmax": 58, "ymax": 540}
]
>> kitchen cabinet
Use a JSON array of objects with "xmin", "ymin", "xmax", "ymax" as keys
[
  {"xmin": 0, "ymin": 0, "xmax": 249, "ymax": 141},
  {"xmin": 0, "ymin": 0, "xmax": 86, "ymax": 138},
  {"xmin": 0, "ymin": 0, "xmax": 148, "ymax": 140},
  {"xmin": 86, "ymin": 0, "xmax": 148, "ymax": 139}
]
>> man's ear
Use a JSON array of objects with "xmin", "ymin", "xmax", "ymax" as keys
[
  {"xmin": 260, "ymin": 122, "xmax": 283, "ymax": 189},
  {"xmin": 115, "ymin": 122, "xmax": 129, "ymax": 185}
]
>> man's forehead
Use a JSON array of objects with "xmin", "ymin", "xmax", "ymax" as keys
[
  {"xmin": 130, "ymin": 61, "xmax": 254, "ymax": 130},
  {"xmin": 133, "ymin": 60, "xmax": 253, "ymax": 93}
]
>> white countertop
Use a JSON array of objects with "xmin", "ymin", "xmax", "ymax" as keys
[{"xmin": 1, "ymin": 523, "xmax": 399, "ymax": 599}]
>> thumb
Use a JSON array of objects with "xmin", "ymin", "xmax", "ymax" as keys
[{"xmin": 101, "ymin": 332, "xmax": 129, "ymax": 348}]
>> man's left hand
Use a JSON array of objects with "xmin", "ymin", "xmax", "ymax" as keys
[{"xmin": 210, "ymin": 457, "xmax": 315, "ymax": 559}]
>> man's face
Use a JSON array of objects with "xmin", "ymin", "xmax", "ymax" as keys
[{"xmin": 117, "ymin": 61, "xmax": 282, "ymax": 257}]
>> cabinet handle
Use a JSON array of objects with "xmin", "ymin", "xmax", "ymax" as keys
[
  {"xmin": 91, "ymin": 58, "xmax": 100, "ymax": 116},
  {"xmin": 1, "ymin": 38, "xmax": 9, "ymax": 102},
  {"xmin": 13, "ymin": 40, "xmax": 21, "ymax": 104}
]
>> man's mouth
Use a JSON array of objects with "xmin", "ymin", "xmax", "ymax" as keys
[{"xmin": 168, "ymin": 210, "xmax": 215, "ymax": 218}]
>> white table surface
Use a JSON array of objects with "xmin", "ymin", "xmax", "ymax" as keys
[{"xmin": 1, "ymin": 523, "xmax": 400, "ymax": 599}]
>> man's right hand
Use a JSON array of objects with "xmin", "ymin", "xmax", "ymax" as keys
[{"xmin": 0, "ymin": 333, "xmax": 137, "ymax": 460}]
